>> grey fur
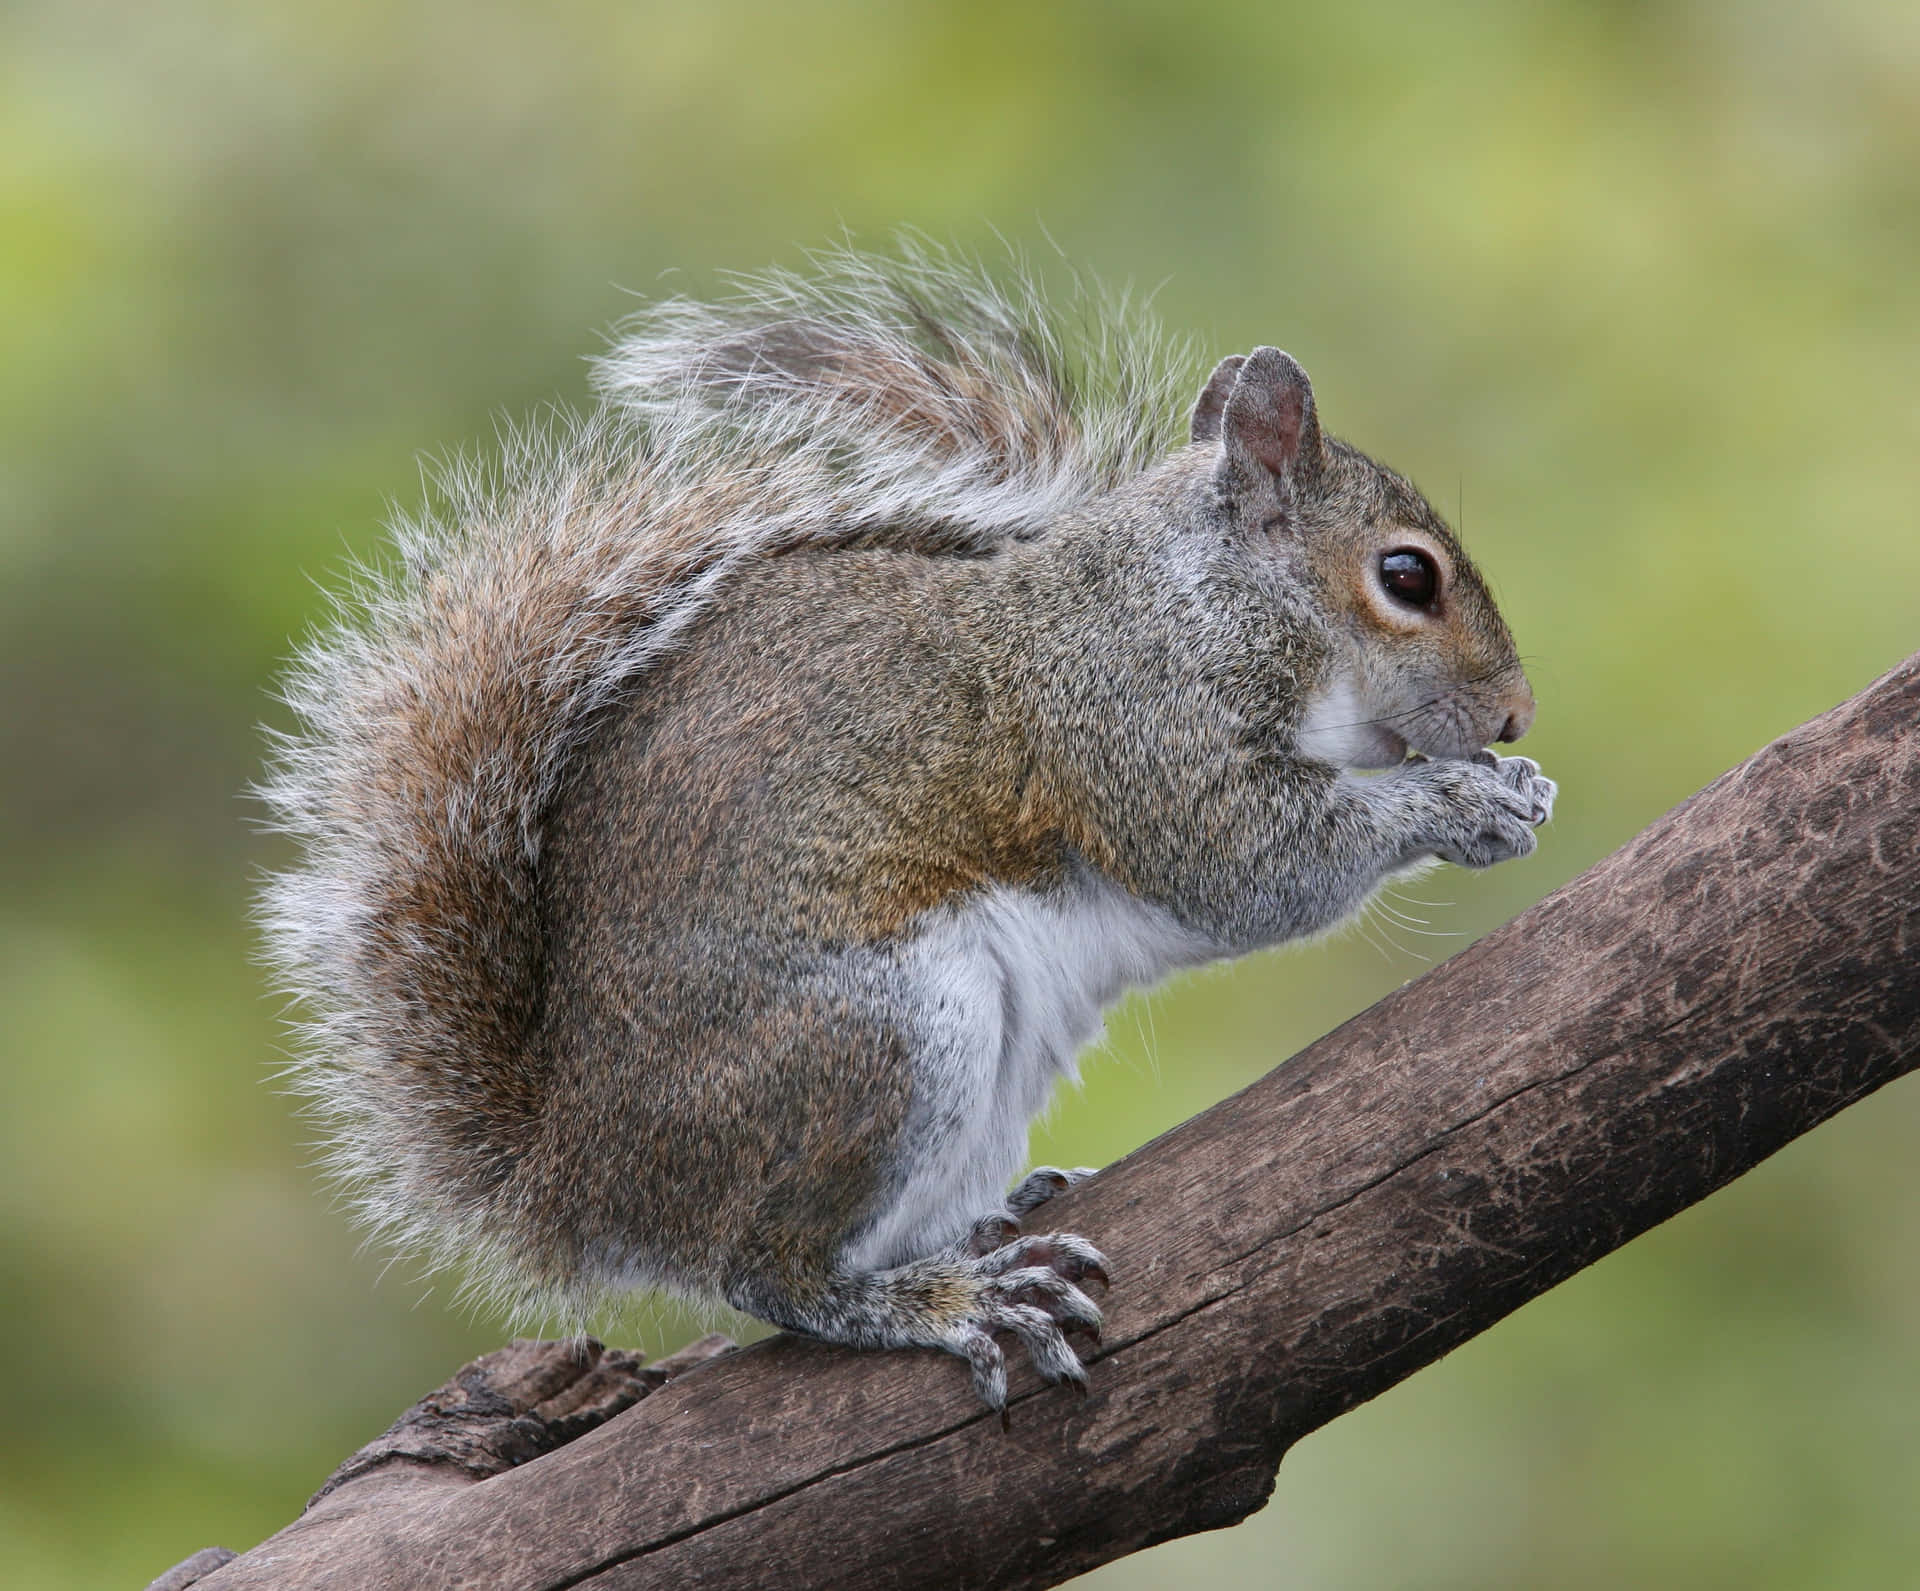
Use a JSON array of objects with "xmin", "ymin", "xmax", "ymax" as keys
[
  {"xmin": 256, "ymin": 245, "xmax": 1189, "ymax": 1324},
  {"xmin": 257, "ymin": 247, "xmax": 1552, "ymax": 1409}
]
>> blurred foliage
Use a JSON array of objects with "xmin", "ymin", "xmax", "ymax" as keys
[{"xmin": 2, "ymin": 0, "xmax": 1917, "ymax": 1586}]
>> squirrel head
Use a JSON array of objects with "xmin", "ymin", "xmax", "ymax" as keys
[{"xmin": 1192, "ymin": 348, "xmax": 1535, "ymax": 769}]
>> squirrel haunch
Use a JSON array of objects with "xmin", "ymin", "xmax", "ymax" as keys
[{"xmin": 259, "ymin": 246, "xmax": 1553, "ymax": 1409}]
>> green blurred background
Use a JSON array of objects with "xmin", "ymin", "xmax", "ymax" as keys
[{"xmin": 4, "ymin": 1, "xmax": 1917, "ymax": 1586}]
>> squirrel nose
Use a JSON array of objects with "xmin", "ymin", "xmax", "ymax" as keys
[{"xmin": 1496, "ymin": 694, "xmax": 1535, "ymax": 744}]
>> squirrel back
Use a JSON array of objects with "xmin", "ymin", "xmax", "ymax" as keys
[{"xmin": 258, "ymin": 247, "xmax": 1192, "ymax": 1315}]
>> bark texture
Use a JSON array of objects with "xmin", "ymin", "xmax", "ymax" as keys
[{"xmin": 162, "ymin": 652, "xmax": 1920, "ymax": 1591}]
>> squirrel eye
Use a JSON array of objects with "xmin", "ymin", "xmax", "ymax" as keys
[{"xmin": 1379, "ymin": 549, "xmax": 1439, "ymax": 609}]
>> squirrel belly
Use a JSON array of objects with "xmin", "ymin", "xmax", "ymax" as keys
[
  {"xmin": 843, "ymin": 871, "xmax": 1217, "ymax": 1274},
  {"xmin": 259, "ymin": 246, "xmax": 1554, "ymax": 1410}
]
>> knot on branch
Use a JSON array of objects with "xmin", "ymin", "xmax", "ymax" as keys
[{"xmin": 310, "ymin": 1333, "xmax": 738, "ymax": 1505}]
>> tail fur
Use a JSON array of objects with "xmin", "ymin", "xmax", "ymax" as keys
[{"xmin": 256, "ymin": 242, "xmax": 1190, "ymax": 1315}]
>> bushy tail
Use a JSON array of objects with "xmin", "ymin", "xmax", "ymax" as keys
[{"xmin": 256, "ymin": 242, "xmax": 1191, "ymax": 1312}]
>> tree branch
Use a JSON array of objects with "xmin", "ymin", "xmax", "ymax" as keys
[{"xmin": 167, "ymin": 652, "xmax": 1920, "ymax": 1591}]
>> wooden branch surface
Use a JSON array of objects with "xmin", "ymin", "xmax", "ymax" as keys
[{"xmin": 180, "ymin": 652, "xmax": 1920, "ymax": 1591}]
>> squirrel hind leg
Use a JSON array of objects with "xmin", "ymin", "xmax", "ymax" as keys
[{"xmin": 745, "ymin": 1228, "xmax": 1110, "ymax": 1416}]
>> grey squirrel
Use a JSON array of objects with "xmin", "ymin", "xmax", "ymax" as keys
[{"xmin": 260, "ymin": 246, "xmax": 1555, "ymax": 1413}]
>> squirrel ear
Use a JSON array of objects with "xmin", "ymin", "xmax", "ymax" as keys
[
  {"xmin": 1189, "ymin": 355, "xmax": 1246, "ymax": 443},
  {"xmin": 1211, "ymin": 347, "xmax": 1324, "ymax": 512}
]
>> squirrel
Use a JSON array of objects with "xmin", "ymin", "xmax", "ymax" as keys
[{"xmin": 259, "ymin": 245, "xmax": 1555, "ymax": 1415}]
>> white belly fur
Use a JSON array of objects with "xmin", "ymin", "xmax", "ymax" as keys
[{"xmin": 840, "ymin": 868, "xmax": 1219, "ymax": 1271}]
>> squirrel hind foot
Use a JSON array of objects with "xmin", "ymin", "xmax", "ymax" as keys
[
  {"xmin": 938, "ymin": 1230, "xmax": 1110, "ymax": 1412},
  {"xmin": 763, "ymin": 1227, "xmax": 1110, "ymax": 1415},
  {"xmin": 1005, "ymin": 1164, "xmax": 1099, "ymax": 1220},
  {"xmin": 960, "ymin": 1165, "xmax": 1099, "ymax": 1255}
]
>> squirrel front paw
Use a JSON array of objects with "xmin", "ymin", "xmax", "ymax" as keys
[{"xmin": 1414, "ymin": 751, "xmax": 1557, "ymax": 868}]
